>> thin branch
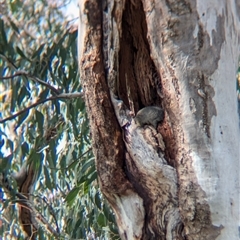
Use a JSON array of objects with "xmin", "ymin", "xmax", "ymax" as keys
[
  {"xmin": 0, "ymin": 54, "xmax": 59, "ymax": 95},
  {"xmin": 26, "ymin": 72, "xmax": 61, "ymax": 95},
  {"xmin": 1, "ymin": 175, "xmax": 60, "ymax": 238},
  {"xmin": 0, "ymin": 72, "xmax": 25, "ymax": 80},
  {"xmin": 0, "ymin": 53, "xmax": 18, "ymax": 69},
  {"xmin": 0, "ymin": 70, "xmax": 60, "ymax": 95},
  {"xmin": 0, "ymin": 92, "xmax": 83, "ymax": 124},
  {"xmin": 0, "ymin": 96, "xmax": 57, "ymax": 124},
  {"xmin": 49, "ymin": 148, "xmax": 92, "ymax": 171},
  {"xmin": 16, "ymin": 199, "xmax": 60, "ymax": 238},
  {"xmin": 27, "ymin": 193, "xmax": 61, "ymax": 234},
  {"xmin": 57, "ymin": 92, "xmax": 84, "ymax": 99},
  {"xmin": 42, "ymin": 196, "xmax": 60, "ymax": 234}
]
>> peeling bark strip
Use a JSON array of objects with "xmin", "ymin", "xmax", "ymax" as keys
[
  {"xmin": 18, "ymin": 164, "xmax": 38, "ymax": 239},
  {"xmin": 79, "ymin": 0, "xmax": 240, "ymax": 239},
  {"xmin": 0, "ymin": 164, "xmax": 39, "ymax": 239}
]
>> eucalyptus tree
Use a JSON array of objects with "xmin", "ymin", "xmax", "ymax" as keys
[{"xmin": 78, "ymin": 0, "xmax": 240, "ymax": 239}]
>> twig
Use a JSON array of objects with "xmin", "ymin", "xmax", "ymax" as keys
[
  {"xmin": 28, "ymin": 193, "xmax": 61, "ymax": 235},
  {"xmin": 42, "ymin": 196, "xmax": 60, "ymax": 234},
  {"xmin": 0, "ymin": 96, "xmax": 57, "ymax": 124},
  {"xmin": 49, "ymin": 148, "xmax": 92, "ymax": 171},
  {"xmin": 0, "ymin": 70, "xmax": 60, "ymax": 95},
  {"xmin": 0, "ymin": 92, "xmax": 83, "ymax": 124},
  {"xmin": 17, "ymin": 199, "xmax": 60, "ymax": 238},
  {"xmin": 56, "ymin": 92, "xmax": 84, "ymax": 99},
  {"xmin": 0, "ymin": 72, "xmax": 25, "ymax": 80},
  {"xmin": 0, "ymin": 53, "xmax": 18, "ymax": 69}
]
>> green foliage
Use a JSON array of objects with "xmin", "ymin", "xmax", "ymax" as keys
[{"xmin": 0, "ymin": 0, "xmax": 119, "ymax": 239}]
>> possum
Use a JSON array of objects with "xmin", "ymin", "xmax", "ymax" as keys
[{"xmin": 134, "ymin": 106, "xmax": 164, "ymax": 129}]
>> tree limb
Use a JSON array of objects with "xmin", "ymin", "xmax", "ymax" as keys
[
  {"xmin": 0, "ymin": 70, "xmax": 60, "ymax": 95},
  {"xmin": 0, "ymin": 53, "xmax": 18, "ymax": 69},
  {"xmin": 41, "ymin": 196, "xmax": 60, "ymax": 234},
  {"xmin": 48, "ymin": 147, "xmax": 92, "ymax": 171},
  {"xmin": 15, "ymin": 198, "xmax": 60, "ymax": 238},
  {"xmin": 0, "ymin": 92, "xmax": 84, "ymax": 124},
  {"xmin": 0, "ymin": 173, "xmax": 60, "ymax": 238}
]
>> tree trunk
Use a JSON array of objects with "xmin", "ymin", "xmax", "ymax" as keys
[{"xmin": 78, "ymin": 0, "xmax": 240, "ymax": 239}]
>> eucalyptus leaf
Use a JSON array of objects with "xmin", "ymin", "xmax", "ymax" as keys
[
  {"xmin": 97, "ymin": 213, "xmax": 106, "ymax": 227},
  {"xmin": 21, "ymin": 142, "xmax": 29, "ymax": 155},
  {"xmin": 65, "ymin": 187, "xmax": 80, "ymax": 207},
  {"xmin": 16, "ymin": 47, "xmax": 29, "ymax": 60},
  {"xmin": 35, "ymin": 110, "xmax": 44, "ymax": 136},
  {"xmin": 16, "ymin": 110, "xmax": 29, "ymax": 129},
  {"xmin": 0, "ymin": 19, "xmax": 8, "ymax": 45},
  {"xmin": 95, "ymin": 191, "xmax": 102, "ymax": 210},
  {"xmin": 43, "ymin": 165, "xmax": 52, "ymax": 190}
]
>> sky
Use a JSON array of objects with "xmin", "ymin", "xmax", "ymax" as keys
[{"xmin": 65, "ymin": 0, "xmax": 79, "ymax": 20}]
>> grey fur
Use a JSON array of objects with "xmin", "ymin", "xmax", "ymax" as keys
[{"xmin": 134, "ymin": 106, "xmax": 164, "ymax": 129}]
